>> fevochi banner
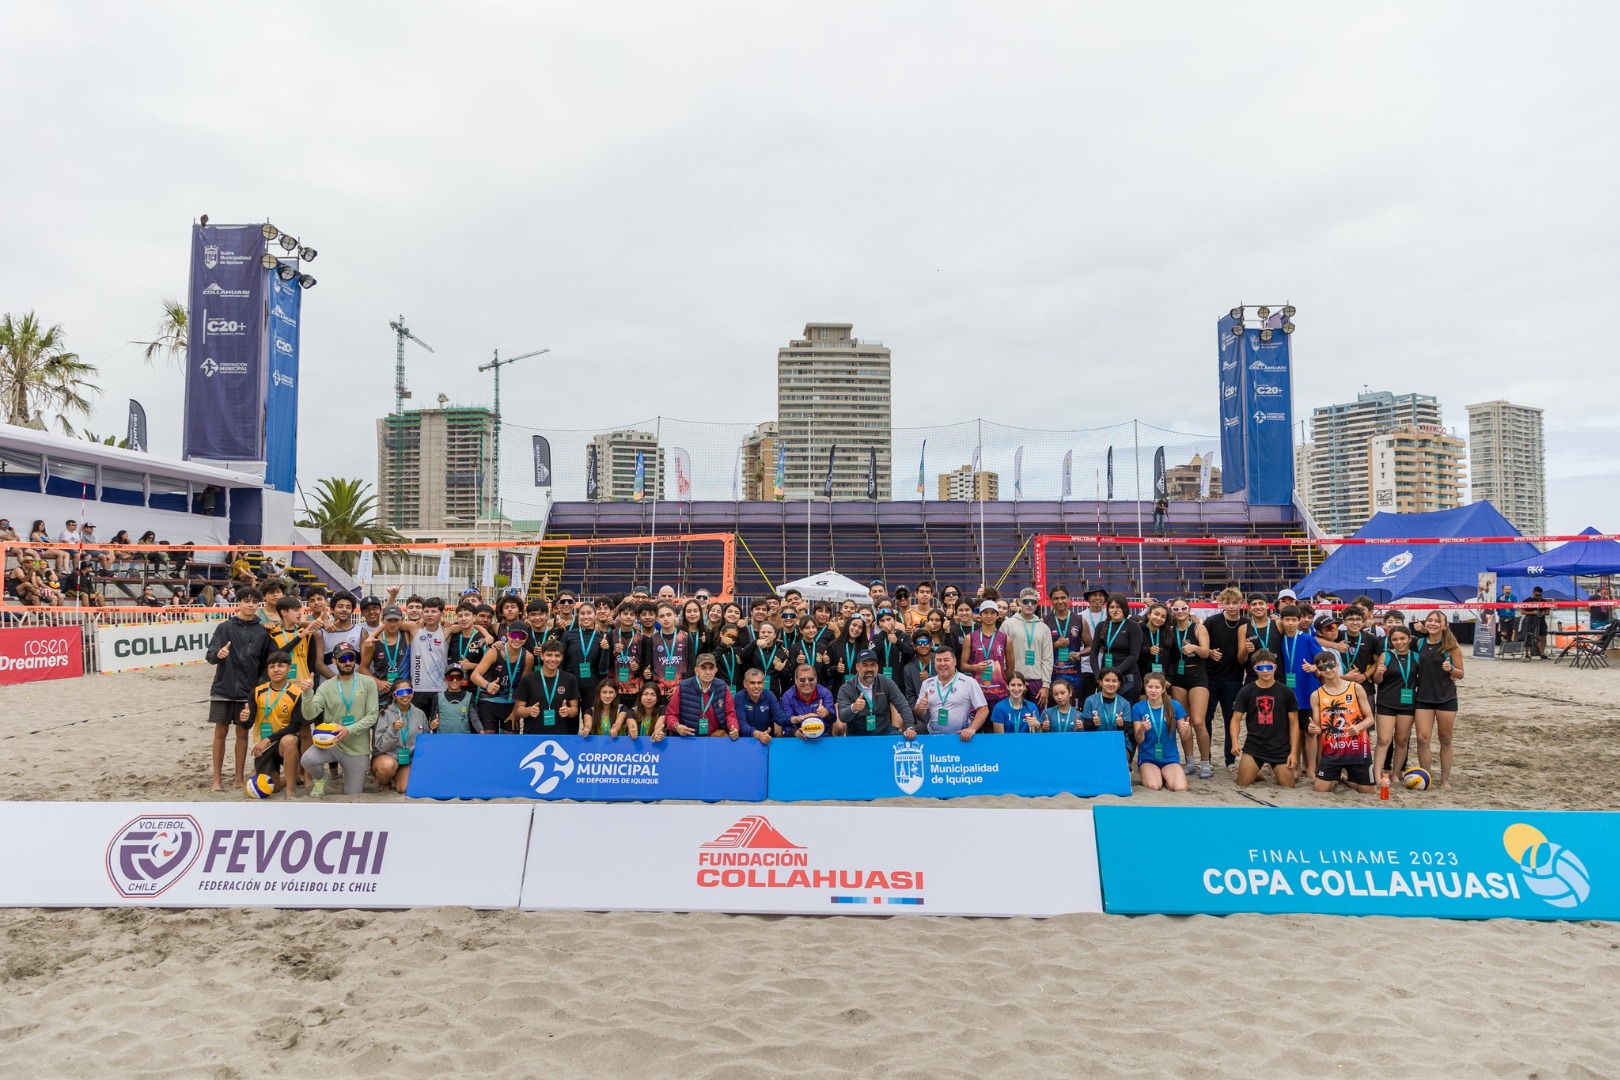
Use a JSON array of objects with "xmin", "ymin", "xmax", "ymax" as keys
[
  {"xmin": 263, "ymin": 272, "xmax": 300, "ymax": 493},
  {"xmin": 0, "ymin": 626, "xmax": 83, "ymax": 686},
  {"xmin": 1153, "ymin": 446, "xmax": 1166, "ymax": 500},
  {"xmin": 1093, "ymin": 807, "xmax": 1620, "ymax": 921},
  {"xmin": 405, "ymin": 734, "xmax": 768, "ymax": 802},
  {"xmin": 520, "ymin": 805, "xmax": 1104, "ymax": 918},
  {"xmin": 767, "ymin": 732, "xmax": 1132, "ymax": 802},
  {"xmin": 95, "ymin": 620, "xmax": 223, "ymax": 674},
  {"xmin": 126, "ymin": 399, "xmax": 148, "ymax": 453},
  {"xmin": 0, "ymin": 802, "xmax": 532, "ymax": 908},
  {"xmin": 1241, "ymin": 326, "xmax": 1294, "ymax": 504},
  {"xmin": 531, "ymin": 436, "xmax": 552, "ymax": 488},
  {"xmin": 183, "ymin": 224, "xmax": 266, "ymax": 462},
  {"xmin": 1217, "ymin": 314, "xmax": 1247, "ymax": 495}
]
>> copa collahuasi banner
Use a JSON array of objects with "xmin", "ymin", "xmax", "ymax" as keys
[
  {"xmin": 95, "ymin": 619, "xmax": 223, "ymax": 674},
  {"xmin": 767, "ymin": 732, "xmax": 1132, "ymax": 802},
  {"xmin": 1094, "ymin": 807, "xmax": 1619, "ymax": 920},
  {"xmin": 183, "ymin": 223, "xmax": 267, "ymax": 462},
  {"xmin": 520, "ymin": 804, "xmax": 1104, "ymax": 917},
  {"xmin": 406, "ymin": 734, "xmax": 768, "ymax": 802},
  {"xmin": 0, "ymin": 803, "xmax": 531, "ymax": 908}
]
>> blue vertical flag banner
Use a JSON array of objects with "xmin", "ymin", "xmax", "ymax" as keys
[
  {"xmin": 184, "ymin": 224, "xmax": 266, "ymax": 461},
  {"xmin": 773, "ymin": 443, "xmax": 785, "ymax": 500},
  {"xmin": 866, "ymin": 447, "xmax": 877, "ymax": 500},
  {"xmin": 916, "ymin": 438, "xmax": 927, "ymax": 498},
  {"xmin": 263, "ymin": 273, "xmax": 301, "ymax": 492},
  {"xmin": 1061, "ymin": 450, "xmax": 1072, "ymax": 498},
  {"xmin": 1106, "ymin": 446, "xmax": 1115, "ymax": 501},
  {"xmin": 1217, "ymin": 314, "xmax": 1247, "ymax": 495},
  {"xmin": 823, "ymin": 445, "xmax": 837, "ymax": 498},
  {"xmin": 1242, "ymin": 327, "xmax": 1294, "ymax": 504},
  {"xmin": 633, "ymin": 450, "xmax": 646, "ymax": 502}
]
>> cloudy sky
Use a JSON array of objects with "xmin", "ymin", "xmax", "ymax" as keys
[{"xmin": 2, "ymin": 2, "xmax": 1616, "ymax": 531}]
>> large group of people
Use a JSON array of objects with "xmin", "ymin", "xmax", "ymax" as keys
[
  {"xmin": 1, "ymin": 515, "xmax": 216, "ymax": 608},
  {"xmin": 203, "ymin": 574, "xmax": 1467, "ymax": 801}
]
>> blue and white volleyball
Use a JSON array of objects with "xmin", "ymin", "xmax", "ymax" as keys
[
  {"xmin": 246, "ymin": 773, "xmax": 275, "ymax": 799},
  {"xmin": 1504, "ymin": 824, "xmax": 1591, "ymax": 908},
  {"xmin": 1402, "ymin": 767, "xmax": 1431, "ymax": 791}
]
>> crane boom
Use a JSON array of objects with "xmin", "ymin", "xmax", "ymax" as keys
[
  {"xmin": 387, "ymin": 316, "xmax": 436, "ymax": 527},
  {"xmin": 478, "ymin": 345, "xmax": 549, "ymax": 524}
]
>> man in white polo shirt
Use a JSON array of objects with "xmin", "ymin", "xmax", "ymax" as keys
[{"xmin": 910, "ymin": 644, "xmax": 988, "ymax": 742}]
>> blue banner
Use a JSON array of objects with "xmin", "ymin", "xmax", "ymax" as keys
[
  {"xmin": 1216, "ymin": 314, "xmax": 1245, "ymax": 495},
  {"xmin": 406, "ymin": 734, "xmax": 767, "ymax": 802},
  {"xmin": 1094, "ymin": 807, "xmax": 1620, "ymax": 920},
  {"xmin": 184, "ymin": 224, "xmax": 266, "ymax": 461},
  {"xmin": 768, "ymin": 733, "xmax": 1131, "ymax": 802},
  {"xmin": 1241, "ymin": 326, "xmax": 1294, "ymax": 504},
  {"xmin": 263, "ymin": 273, "xmax": 300, "ymax": 493}
]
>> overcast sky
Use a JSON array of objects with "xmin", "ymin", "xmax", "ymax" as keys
[{"xmin": 2, "ymin": 2, "xmax": 1616, "ymax": 532}]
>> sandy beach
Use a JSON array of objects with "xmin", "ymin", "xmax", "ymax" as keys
[{"xmin": 3, "ymin": 657, "xmax": 1619, "ymax": 1077}]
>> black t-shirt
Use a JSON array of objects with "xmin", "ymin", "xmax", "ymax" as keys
[
  {"xmin": 1374, "ymin": 647, "xmax": 1420, "ymax": 712},
  {"xmin": 1234, "ymin": 681, "xmax": 1296, "ymax": 762},
  {"xmin": 1338, "ymin": 633, "xmax": 1371, "ymax": 679},
  {"xmin": 513, "ymin": 669, "xmax": 579, "ymax": 734},
  {"xmin": 562, "ymin": 627, "xmax": 611, "ymax": 686},
  {"xmin": 448, "ymin": 630, "xmax": 487, "ymax": 676},
  {"xmin": 1202, "ymin": 614, "xmax": 1245, "ymax": 680},
  {"xmin": 1243, "ymin": 619, "xmax": 1280, "ymax": 681}
]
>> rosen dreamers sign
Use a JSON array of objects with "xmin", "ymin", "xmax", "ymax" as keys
[
  {"xmin": 521, "ymin": 805, "xmax": 1104, "ymax": 917},
  {"xmin": 0, "ymin": 803, "xmax": 531, "ymax": 908},
  {"xmin": 95, "ymin": 620, "xmax": 222, "ymax": 674},
  {"xmin": 0, "ymin": 626, "xmax": 84, "ymax": 686}
]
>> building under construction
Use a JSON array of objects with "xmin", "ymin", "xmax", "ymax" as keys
[{"xmin": 376, "ymin": 405, "xmax": 497, "ymax": 533}]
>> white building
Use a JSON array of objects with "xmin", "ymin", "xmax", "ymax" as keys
[
  {"xmin": 590, "ymin": 429, "xmax": 665, "ymax": 502},
  {"xmin": 1305, "ymin": 390, "xmax": 1443, "ymax": 535},
  {"xmin": 1466, "ymin": 399, "xmax": 1546, "ymax": 536},
  {"xmin": 777, "ymin": 323, "xmax": 892, "ymax": 499}
]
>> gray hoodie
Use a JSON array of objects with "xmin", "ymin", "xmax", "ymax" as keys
[{"xmin": 372, "ymin": 703, "xmax": 430, "ymax": 759}]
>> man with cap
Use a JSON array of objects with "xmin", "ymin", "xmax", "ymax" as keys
[
  {"xmin": 872, "ymin": 607, "xmax": 914, "ymax": 684},
  {"xmin": 837, "ymin": 650, "xmax": 910, "ymax": 736},
  {"xmin": 298, "ymin": 640, "xmax": 380, "ymax": 796},
  {"xmin": 663, "ymin": 653, "xmax": 740, "ymax": 737},
  {"xmin": 512, "ymin": 638, "xmax": 579, "ymax": 735},
  {"xmin": 1004, "ymin": 587, "xmax": 1055, "ymax": 705},
  {"xmin": 361, "ymin": 605, "xmax": 413, "ymax": 705},
  {"xmin": 1078, "ymin": 586, "xmax": 1111, "ymax": 700}
]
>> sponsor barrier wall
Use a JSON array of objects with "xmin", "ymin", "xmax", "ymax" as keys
[
  {"xmin": 95, "ymin": 620, "xmax": 219, "ymax": 674},
  {"xmin": 766, "ymin": 732, "xmax": 1132, "ymax": 802},
  {"xmin": 406, "ymin": 734, "xmax": 768, "ymax": 802},
  {"xmin": 1093, "ymin": 806, "xmax": 1618, "ymax": 920},
  {"xmin": 0, "ymin": 802, "xmax": 531, "ymax": 908},
  {"xmin": 0, "ymin": 625, "xmax": 84, "ymax": 686},
  {"xmin": 521, "ymin": 804, "xmax": 1104, "ymax": 917}
]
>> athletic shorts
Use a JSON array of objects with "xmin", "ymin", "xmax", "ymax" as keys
[
  {"xmin": 1414, "ymin": 699, "xmax": 1458, "ymax": 712},
  {"xmin": 1170, "ymin": 669, "xmax": 1209, "ymax": 692},
  {"xmin": 1375, "ymin": 705, "xmax": 1415, "ymax": 719},
  {"xmin": 411, "ymin": 691, "xmax": 439, "ymax": 720},
  {"xmin": 1242, "ymin": 747, "xmax": 1290, "ymax": 767},
  {"xmin": 1316, "ymin": 761, "xmax": 1375, "ymax": 785},
  {"xmin": 1138, "ymin": 757, "xmax": 1183, "ymax": 770},
  {"xmin": 478, "ymin": 699, "xmax": 513, "ymax": 733},
  {"xmin": 208, "ymin": 699, "xmax": 251, "ymax": 726}
]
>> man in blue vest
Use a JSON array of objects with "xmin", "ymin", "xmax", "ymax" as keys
[{"xmin": 663, "ymin": 653, "xmax": 740, "ymax": 738}]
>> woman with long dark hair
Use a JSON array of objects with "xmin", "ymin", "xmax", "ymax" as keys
[
  {"xmin": 1090, "ymin": 593, "xmax": 1144, "ymax": 702},
  {"xmin": 1413, "ymin": 611, "xmax": 1464, "ymax": 787}
]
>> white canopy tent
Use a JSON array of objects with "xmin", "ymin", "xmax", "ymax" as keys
[{"xmin": 775, "ymin": 570, "xmax": 871, "ymax": 603}]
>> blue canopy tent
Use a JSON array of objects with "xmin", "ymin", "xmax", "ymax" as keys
[
  {"xmin": 1488, "ymin": 527, "xmax": 1620, "ymax": 577},
  {"xmin": 1293, "ymin": 502, "xmax": 1584, "ymax": 603}
]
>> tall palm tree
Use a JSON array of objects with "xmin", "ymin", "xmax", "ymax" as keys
[
  {"xmin": 296, "ymin": 477, "xmax": 406, "ymax": 571},
  {"xmin": 134, "ymin": 298, "xmax": 187, "ymax": 367},
  {"xmin": 0, "ymin": 311, "xmax": 100, "ymax": 434},
  {"xmin": 82, "ymin": 431, "xmax": 131, "ymax": 448}
]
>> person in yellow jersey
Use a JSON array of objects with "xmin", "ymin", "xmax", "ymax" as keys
[
  {"xmin": 245, "ymin": 650, "xmax": 312, "ymax": 799},
  {"xmin": 1308, "ymin": 651, "xmax": 1378, "ymax": 794}
]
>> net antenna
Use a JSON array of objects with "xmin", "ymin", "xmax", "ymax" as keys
[
  {"xmin": 478, "ymin": 346, "xmax": 550, "ymax": 522},
  {"xmin": 387, "ymin": 316, "xmax": 435, "ymax": 527}
]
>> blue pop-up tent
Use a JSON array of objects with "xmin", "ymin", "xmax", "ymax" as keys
[
  {"xmin": 1488, "ymin": 526, "xmax": 1620, "ymax": 577},
  {"xmin": 1293, "ymin": 502, "xmax": 1584, "ymax": 603}
]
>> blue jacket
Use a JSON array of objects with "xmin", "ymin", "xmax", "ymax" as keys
[
  {"xmin": 1279, "ymin": 632, "xmax": 1322, "ymax": 711},
  {"xmin": 734, "ymin": 688, "xmax": 785, "ymax": 736},
  {"xmin": 663, "ymin": 676, "xmax": 738, "ymax": 735}
]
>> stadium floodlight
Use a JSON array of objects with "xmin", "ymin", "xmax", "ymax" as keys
[
  {"xmin": 297, "ymin": 274, "xmax": 316, "ymax": 289},
  {"xmin": 1282, "ymin": 321, "xmax": 1296, "ymax": 334},
  {"xmin": 260, "ymin": 253, "xmax": 279, "ymax": 269},
  {"xmin": 277, "ymin": 262, "xmax": 297, "ymax": 281},
  {"xmin": 261, "ymin": 223, "xmax": 280, "ymax": 241},
  {"xmin": 1283, "ymin": 304, "xmax": 1297, "ymax": 318},
  {"xmin": 1256, "ymin": 305, "xmax": 1271, "ymax": 320},
  {"xmin": 298, "ymin": 246, "xmax": 317, "ymax": 262},
  {"xmin": 278, "ymin": 233, "xmax": 299, "ymax": 252},
  {"xmin": 1229, "ymin": 306, "xmax": 1243, "ymax": 321},
  {"xmin": 1260, "ymin": 328, "xmax": 1274, "ymax": 342}
]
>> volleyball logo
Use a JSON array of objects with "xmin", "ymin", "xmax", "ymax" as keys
[
  {"xmin": 106, "ymin": 815, "xmax": 204, "ymax": 898},
  {"xmin": 1503, "ymin": 824, "xmax": 1590, "ymax": 909}
]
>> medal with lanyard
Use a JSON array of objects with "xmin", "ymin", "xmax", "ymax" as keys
[
  {"xmin": 577, "ymin": 628, "xmax": 598, "ymax": 681},
  {"xmin": 617, "ymin": 631, "xmax": 633, "ymax": 684},
  {"xmin": 976, "ymin": 632, "xmax": 996, "ymax": 686},
  {"xmin": 381, "ymin": 633, "xmax": 402, "ymax": 682},
  {"xmin": 259, "ymin": 685, "xmax": 291, "ymax": 739},
  {"xmin": 1055, "ymin": 614, "xmax": 1071, "ymax": 664}
]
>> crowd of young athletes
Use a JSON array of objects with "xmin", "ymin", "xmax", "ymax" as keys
[{"xmin": 201, "ymin": 576, "xmax": 1464, "ymax": 800}]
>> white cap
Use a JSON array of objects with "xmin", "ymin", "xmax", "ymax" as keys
[{"xmin": 1277, "ymin": 588, "xmax": 1297, "ymax": 600}]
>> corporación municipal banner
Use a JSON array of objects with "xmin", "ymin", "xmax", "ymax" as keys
[
  {"xmin": 96, "ymin": 620, "xmax": 222, "ymax": 674},
  {"xmin": 1094, "ymin": 807, "xmax": 1620, "ymax": 920},
  {"xmin": 767, "ymin": 732, "xmax": 1132, "ymax": 802},
  {"xmin": 406, "ymin": 734, "xmax": 767, "ymax": 802},
  {"xmin": 521, "ymin": 805, "xmax": 1103, "ymax": 917},
  {"xmin": 0, "ymin": 803, "xmax": 531, "ymax": 908},
  {"xmin": 0, "ymin": 625, "xmax": 84, "ymax": 686}
]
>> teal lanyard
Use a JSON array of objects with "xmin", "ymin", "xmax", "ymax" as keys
[
  {"xmin": 698, "ymin": 685, "xmax": 715, "ymax": 722},
  {"xmin": 723, "ymin": 652, "xmax": 736, "ymax": 684},
  {"xmin": 501, "ymin": 649, "xmax": 520, "ymax": 694},
  {"xmin": 1053, "ymin": 706, "xmax": 1074, "ymax": 732},
  {"xmin": 616, "ymin": 631, "xmax": 635, "ymax": 662},
  {"xmin": 1097, "ymin": 696, "xmax": 1120, "ymax": 729},
  {"xmin": 1149, "ymin": 628, "xmax": 1160, "ymax": 655},
  {"xmin": 1283, "ymin": 633, "xmax": 1298, "ymax": 671},
  {"xmin": 337, "ymin": 676, "xmax": 357, "ymax": 719},
  {"xmin": 538, "ymin": 670, "xmax": 559, "ymax": 708},
  {"xmin": 880, "ymin": 639, "xmax": 895, "ymax": 667},
  {"xmin": 660, "ymin": 633, "xmax": 679, "ymax": 667},
  {"xmin": 845, "ymin": 644, "xmax": 856, "ymax": 673},
  {"xmin": 811, "ymin": 629, "xmax": 826, "ymax": 658},
  {"xmin": 1056, "ymin": 614, "xmax": 1071, "ymax": 644},
  {"xmin": 578, "ymin": 628, "xmax": 598, "ymax": 663},
  {"xmin": 381, "ymin": 634, "xmax": 401, "ymax": 675},
  {"xmin": 1147, "ymin": 703, "xmax": 1166, "ymax": 747},
  {"xmin": 1343, "ymin": 633, "xmax": 1360, "ymax": 669},
  {"xmin": 1104, "ymin": 621, "xmax": 1123, "ymax": 657},
  {"xmin": 762, "ymin": 645, "xmax": 778, "ymax": 673},
  {"xmin": 260, "ymin": 685, "xmax": 290, "ymax": 730},
  {"xmin": 1251, "ymin": 621, "xmax": 1272, "ymax": 652},
  {"xmin": 1175, "ymin": 622, "xmax": 1190, "ymax": 657},
  {"xmin": 936, "ymin": 674, "xmax": 958, "ymax": 706},
  {"xmin": 975, "ymin": 631, "xmax": 997, "ymax": 665},
  {"xmin": 1393, "ymin": 650, "xmax": 1415, "ymax": 686}
]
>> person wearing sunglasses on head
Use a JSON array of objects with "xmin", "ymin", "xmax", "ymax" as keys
[
  {"xmin": 372, "ymin": 679, "xmax": 429, "ymax": 794},
  {"xmin": 1004, "ymin": 588, "xmax": 1054, "ymax": 706},
  {"xmin": 1230, "ymin": 650, "xmax": 1300, "ymax": 789}
]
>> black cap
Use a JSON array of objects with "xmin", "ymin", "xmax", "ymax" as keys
[
  {"xmin": 361, "ymin": 595, "xmax": 382, "ymax": 608},
  {"xmin": 333, "ymin": 644, "xmax": 359, "ymax": 660},
  {"xmin": 855, "ymin": 649, "xmax": 878, "ymax": 664}
]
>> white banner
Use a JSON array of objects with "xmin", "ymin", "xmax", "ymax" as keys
[
  {"xmin": 0, "ymin": 803, "xmax": 531, "ymax": 908},
  {"xmin": 95, "ymin": 620, "xmax": 221, "ymax": 674},
  {"xmin": 521, "ymin": 805, "xmax": 1102, "ymax": 917},
  {"xmin": 356, "ymin": 548, "xmax": 375, "ymax": 584},
  {"xmin": 481, "ymin": 552, "xmax": 496, "ymax": 588}
]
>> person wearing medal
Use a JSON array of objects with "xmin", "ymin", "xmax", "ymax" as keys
[
  {"xmin": 297, "ymin": 643, "xmax": 379, "ymax": 797},
  {"xmin": 471, "ymin": 629, "xmax": 534, "ymax": 734},
  {"xmin": 663, "ymin": 653, "xmax": 741, "ymax": 738},
  {"xmin": 512, "ymin": 639, "xmax": 580, "ymax": 736},
  {"xmin": 1131, "ymin": 671, "xmax": 1190, "ymax": 791},
  {"xmin": 911, "ymin": 645, "xmax": 988, "ymax": 742},
  {"xmin": 244, "ymin": 650, "xmax": 310, "ymax": 799},
  {"xmin": 1373, "ymin": 625, "xmax": 1421, "ymax": 779}
]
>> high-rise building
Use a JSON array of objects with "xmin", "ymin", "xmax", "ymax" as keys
[
  {"xmin": 590, "ymin": 428, "xmax": 665, "ymax": 502},
  {"xmin": 1466, "ymin": 400, "xmax": 1546, "ymax": 536},
  {"xmin": 376, "ymin": 405, "xmax": 496, "ymax": 531},
  {"xmin": 1368, "ymin": 426, "xmax": 1466, "ymax": 516},
  {"xmin": 777, "ymin": 323, "xmax": 892, "ymax": 499},
  {"xmin": 1164, "ymin": 453, "xmax": 1221, "ymax": 501},
  {"xmin": 741, "ymin": 421, "xmax": 779, "ymax": 501},
  {"xmin": 1305, "ymin": 390, "xmax": 1443, "ymax": 534},
  {"xmin": 938, "ymin": 465, "xmax": 999, "ymax": 502}
]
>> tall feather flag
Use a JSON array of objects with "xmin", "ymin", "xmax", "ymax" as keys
[
  {"xmin": 672, "ymin": 447, "xmax": 693, "ymax": 502},
  {"xmin": 823, "ymin": 445, "xmax": 836, "ymax": 498},
  {"xmin": 1061, "ymin": 450, "xmax": 1072, "ymax": 498},
  {"xmin": 916, "ymin": 439, "xmax": 927, "ymax": 499},
  {"xmin": 632, "ymin": 450, "xmax": 646, "ymax": 502},
  {"xmin": 1013, "ymin": 446, "xmax": 1024, "ymax": 501},
  {"xmin": 1105, "ymin": 446, "xmax": 1114, "ymax": 501},
  {"xmin": 773, "ymin": 443, "xmax": 785, "ymax": 500}
]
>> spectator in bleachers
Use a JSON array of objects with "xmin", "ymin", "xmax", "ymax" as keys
[
  {"xmin": 106, "ymin": 529, "xmax": 133, "ymax": 572},
  {"xmin": 136, "ymin": 531, "xmax": 165, "ymax": 573}
]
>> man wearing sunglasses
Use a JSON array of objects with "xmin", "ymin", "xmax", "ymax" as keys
[
  {"xmin": 1230, "ymin": 650, "xmax": 1300, "ymax": 789},
  {"xmin": 298, "ymin": 644, "xmax": 380, "ymax": 796},
  {"xmin": 1004, "ymin": 587, "xmax": 1054, "ymax": 706}
]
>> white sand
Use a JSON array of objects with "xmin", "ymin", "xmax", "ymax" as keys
[{"xmin": 2, "ymin": 658, "xmax": 1619, "ymax": 1077}]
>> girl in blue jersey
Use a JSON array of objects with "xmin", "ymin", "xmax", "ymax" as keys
[
  {"xmin": 1132, "ymin": 671, "xmax": 1190, "ymax": 791},
  {"xmin": 1041, "ymin": 677, "xmax": 1082, "ymax": 733},
  {"xmin": 991, "ymin": 672, "xmax": 1042, "ymax": 733}
]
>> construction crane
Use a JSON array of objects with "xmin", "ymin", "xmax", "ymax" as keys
[
  {"xmin": 387, "ymin": 317, "xmax": 435, "ymax": 528},
  {"xmin": 477, "ymin": 346, "xmax": 549, "ymax": 523}
]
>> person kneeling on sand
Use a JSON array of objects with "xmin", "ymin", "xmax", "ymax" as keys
[
  {"xmin": 245, "ymin": 650, "xmax": 311, "ymax": 799},
  {"xmin": 298, "ymin": 644, "xmax": 379, "ymax": 796},
  {"xmin": 1232, "ymin": 650, "xmax": 1300, "ymax": 788},
  {"xmin": 1131, "ymin": 671, "xmax": 1190, "ymax": 791},
  {"xmin": 372, "ymin": 678, "xmax": 428, "ymax": 794},
  {"xmin": 1309, "ymin": 652, "xmax": 1378, "ymax": 795}
]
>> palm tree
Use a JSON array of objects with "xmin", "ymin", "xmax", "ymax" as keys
[
  {"xmin": 296, "ymin": 478, "xmax": 406, "ymax": 571},
  {"xmin": 82, "ymin": 431, "xmax": 130, "ymax": 448},
  {"xmin": 0, "ymin": 312, "xmax": 100, "ymax": 433},
  {"xmin": 133, "ymin": 298, "xmax": 187, "ymax": 367}
]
